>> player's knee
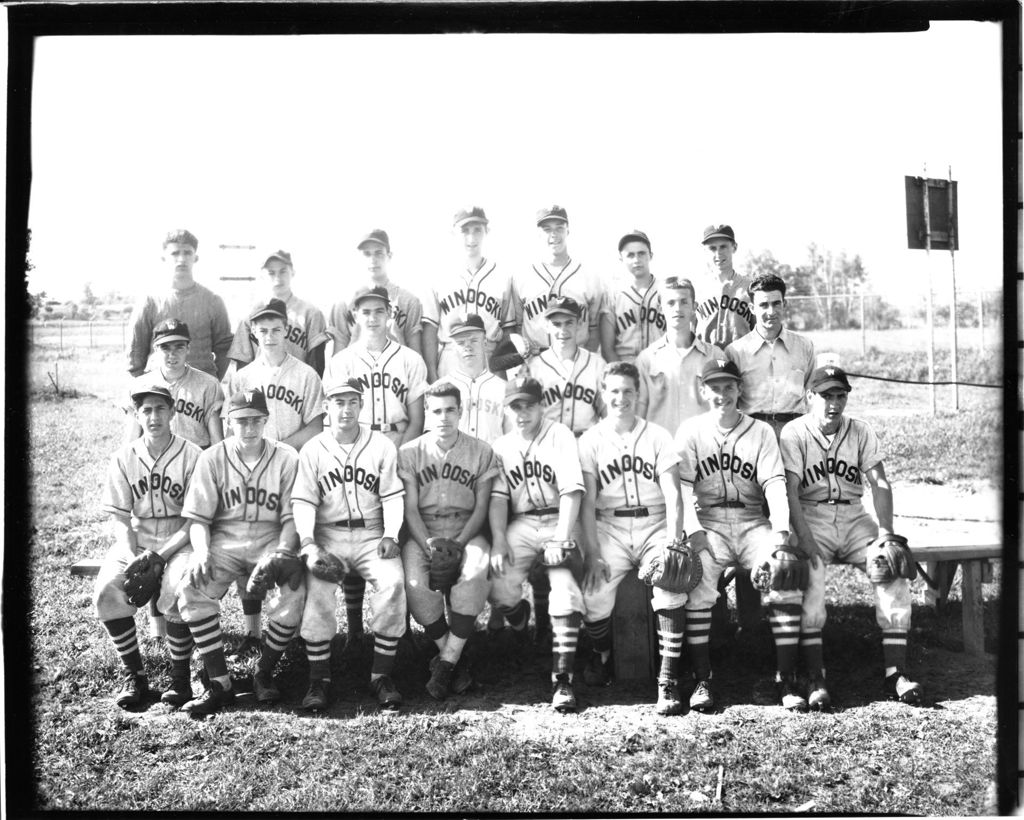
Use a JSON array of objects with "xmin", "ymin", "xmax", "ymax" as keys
[{"xmin": 94, "ymin": 582, "xmax": 132, "ymax": 619}]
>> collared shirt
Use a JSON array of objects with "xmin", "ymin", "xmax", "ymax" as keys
[
  {"xmin": 578, "ymin": 416, "xmax": 679, "ymax": 511},
  {"xmin": 527, "ymin": 347, "xmax": 606, "ymax": 435},
  {"xmin": 397, "ymin": 432, "xmax": 499, "ymax": 517},
  {"xmin": 324, "ymin": 339, "xmax": 428, "ymax": 430},
  {"xmin": 223, "ymin": 353, "xmax": 326, "ymax": 441},
  {"xmin": 327, "ymin": 280, "xmax": 424, "ymax": 351},
  {"xmin": 636, "ymin": 335, "xmax": 725, "ymax": 435},
  {"xmin": 128, "ymin": 366, "xmax": 224, "ymax": 448},
  {"xmin": 725, "ymin": 327, "xmax": 816, "ymax": 415},
  {"xmin": 607, "ymin": 275, "xmax": 665, "ymax": 362}
]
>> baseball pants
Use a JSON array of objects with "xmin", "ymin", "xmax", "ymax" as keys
[
  {"xmin": 300, "ymin": 520, "xmax": 408, "ymax": 643},
  {"xmin": 799, "ymin": 502, "xmax": 911, "ymax": 631},
  {"xmin": 489, "ymin": 513, "xmax": 584, "ymax": 617},
  {"xmin": 178, "ymin": 522, "xmax": 305, "ymax": 627}
]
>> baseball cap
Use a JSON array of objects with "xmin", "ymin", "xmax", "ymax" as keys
[
  {"xmin": 249, "ymin": 298, "xmax": 289, "ymax": 323},
  {"xmin": 544, "ymin": 295, "xmax": 582, "ymax": 319},
  {"xmin": 449, "ymin": 314, "xmax": 486, "ymax": 336},
  {"xmin": 323, "ymin": 375, "xmax": 365, "ymax": 398},
  {"xmin": 700, "ymin": 358, "xmax": 741, "ymax": 383},
  {"xmin": 357, "ymin": 229, "xmax": 391, "ymax": 253},
  {"xmin": 810, "ymin": 365, "xmax": 852, "ymax": 393},
  {"xmin": 504, "ymin": 376, "xmax": 543, "ymax": 406},
  {"xmin": 536, "ymin": 205, "xmax": 568, "ymax": 226},
  {"xmin": 152, "ymin": 318, "xmax": 191, "ymax": 345},
  {"xmin": 702, "ymin": 224, "xmax": 736, "ymax": 244},
  {"xmin": 130, "ymin": 381, "xmax": 174, "ymax": 404},
  {"xmin": 227, "ymin": 389, "xmax": 270, "ymax": 418},
  {"xmin": 618, "ymin": 230, "xmax": 652, "ymax": 253},
  {"xmin": 351, "ymin": 285, "xmax": 391, "ymax": 308},
  {"xmin": 262, "ymin": 249, "xmax": 293, "ymax": 268},
  {"xmin": 453, "ymin": 206, "xmax": 489, "ymax": 228},
  {"xmin": 163, "ymin": 229, "xmax": 198, "ymax": 251}
]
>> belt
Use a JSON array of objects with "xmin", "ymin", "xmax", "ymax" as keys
[
  {"xmin": 524, "ymin": 507, "xmax": 559, "ymax": 517},
  {"xmin": 816, "ymin": 499, "xmax": 852, "ymax": 505},
  {"xmin": 423, "ymin": 510, "xmax": 468, "ymax": 520},
  {"xmin": 370, "ymin": 422, "xmax": 401, "ymax": 433},
  {"xmin": 330, "ymin": 518, "xmax": 365, "ymax": 528},
  {"xmin": 752, "ymin": 412, "xmax": 800, "ymax": 424},
  {"xmin": 709, "ymin": 501, "xmax": 747, "ymax": 509},
  {"xmin": 613, "ymin": 507, "xmax": 649, "ymax": 518}
]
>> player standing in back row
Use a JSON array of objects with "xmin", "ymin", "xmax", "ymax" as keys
[
  {"xmin": 602, "ymin": 230, "xmax": 665, "ymax": 363},
  {"xmin": 693, "ymin": 224, "xmax": 755, "ymax": 349}
]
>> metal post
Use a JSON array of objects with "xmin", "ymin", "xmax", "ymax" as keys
[
  {"xmin": 978, "ymin": 290, "xmax": 984, "ymax": 349},
  {"xmin": 59, "ymin": 318, "xmax": 64, "ymax": 354},
  {"xmin": 860, "ymin": 292, "xmax": 867, "ymax": 356},
  {"xmin": 922, "ymin": 171, "xmax": 936, "ymax": 416},
  {"xmin": 948, "ymin": 166, "xmax": 959, "ymax": 411}
]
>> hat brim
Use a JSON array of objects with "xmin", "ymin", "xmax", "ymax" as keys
[
  {"xmin": 449, "ymin": 325, "xmax": 486, "ymax": 336},
  {"xmin": 325, "ymin": 387, "xmax": 363, "ymax": 398},
  {"xmin": 618, "ymin": 235, "xmax": 651, "ymax": 252},
  {"xmin": 504, "ymin": 391, "xmax": 541, "ymax": 406},
  {"xmin": 352, "ymin": 294, "xmax": 391, "ymax": 308},
  {"xmin": 228, "ymin": 407, "xmax": 269, "ymax": 418},
  {"xmin": 250, "ymin": 310, "xmax": 288, "ymax": 323},
  {"xmin": 153, "ymin": 334, "xmax": 191, "ymax": 345},
  {"xmin": 262, "ymin": 254, "xmax": 292, "ymax": 267},
  {"xmin": 701, "ymin": 373, "xmax": 741, "ymax": 383},
  {"xmin": 537, "ymin": 216, "xmax": 568, "ymax": 227},
  {"xmin": 454, "ymin": 216, "xmax": 489, "ymax": 229},
  {"xmin": 813, "ymin": 378, "xmax": 851, "ymax": 393},
  {"xmin": 543, "ymin": 308, "xmax": 578, "ymax": 319},
  {"xmin": 357, "ymin": 239, "xmax": 389, "ymax": 252},
  {"xmin": 131, "ymin": 389, "xmax": 173, "ymax": 403},
  {"xmin": 702, "ymin": 233, "xmax": 735, "ymax": 244}
]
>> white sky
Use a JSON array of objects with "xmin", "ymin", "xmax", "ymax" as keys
[{"xmin": 26, "ymin": 22, "xmax": 1005, "ymax": 317}]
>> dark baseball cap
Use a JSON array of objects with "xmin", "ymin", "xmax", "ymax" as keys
[
  {"xmin": 262, "ymin": 249, "xmax": 293, "ymax": 268},
  {"xmin": 357, "ymin": 229, "xmax": 391, "ymax": 253},
  {"xmin": 454, "ymin": 206, "xmax": 489, "ymax": 228},
  {"xmin": 544, "ymin": 295, "xmax": 582, "ymax": 319},
  {"xmin": 449, "ymin": 314, "xmax": 486, "ymax": 336},
  {"xmin": 250, "ymin": 298, "xmax": 289, "ymax": 323},
  {"xmin": 536, "ymin": 205, "xmax": 568, "ymax": 226},
  {"xmin": 504, "ymin": 376, "xmax": 543, "ymax": 406},
  {"xmin": 702, "ymin": 224, "xmax": 736, "ymax": 244},
  {"xmin": 163, "ymin": 229, "xmax": 198, "ymax": 251},
  {"xmin": 152, "ymin": 318, "xmax": 191, "ymax": 345},
  {"xmin": 227, "ymin": 389, "xmax": 270, "ymax": 418},
  {"xmin": 351, "ymin": 285, "xmax": 391, "ymax": 308},
  {"xmin": 130, "ymin": 381, "xmax": 174, "ymax": 404},
  {"xmin": 700, "ymin": 358, "xmax": 741, "ymax": 383},
  {"xmin": 618, "ymin": 230, "xmax": 652, "ymax": 253},
  {"xmin": 810, "ymin": 365, "xmax": 852, "ymax": 393},
  {"xmin": 323, "ymin": 375, "xmax": 365, "ymax": 398}
]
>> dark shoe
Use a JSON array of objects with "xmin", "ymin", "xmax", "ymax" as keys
[
  {"xmin": 808, "ymin": 677, "xmax": 831, "ymax": 711},
  {"xmin": 582, "ymin": 652, "xmax": 612, "ymax": 687},
  {"xmin": 371, "ymin": 675, "xmax": 403, "ymax": 712},
  {"xmin": 426, "ymin": 658, "xmax": 455, "ymax": 700},
  {"xmin": 451, "ymin": 656, "xmax": 473, "ymax": 695},
  {"xmin": 689, "ymin": 678, "xmax": 715, "ymax": 712},
  {"xmin": 884, "ymin": 671, "xmax": 923, "ymax": 705},
  {"xmin": 115, "ymin": 671, "xmax": 149, "ymax": 708},
  {"xmin": 161, "ymin": 674, "xmax": 193, "ymax": 707},
  {"xmin": 252, "ymin": 669, "xmax": 281, "ymax": 704},
  {"xmin": 302, "ymin": 678, "xmax": 330, "ymax": 711},
  {"xmin": 655, "ymin": 677, "xmax": 683, "ymax": 716},
  {"xmin": 551, "ymin": 674, "xmax": 577, "ymax": 713},
  {"xmin": 778, "ymin": 674, "xmax": 809, "ymax": 712},
  {"xmin": 182, "ymin": 679, "xmax": 235, "ymax": 716}
]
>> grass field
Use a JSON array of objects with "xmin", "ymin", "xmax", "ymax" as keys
[{"xmin": 14, "ymin": 331, "xmax": 1007, "ymax": 814}]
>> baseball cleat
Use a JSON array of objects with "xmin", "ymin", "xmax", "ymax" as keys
[
  {"xmin": 551, "ymin": 674, "xmax": 577, "ymax": 713},
  {"xmin": 884, "ymin": 672, "xmax": 923, "ymax": 705},
  {"xmin": 302, "ymin": 678, "xmax": 330, "ymax": 711},
  {"xmin": 807, "ymin": 678, "xmax": 831, "ymax": 711},
  {"xmin": 777, "ymin": 674, "xmax": 809, "ymax": 712},
  {"xmin": 182, "ymin": 680, "xmax": 235, "ymax": 716},
  {"xmin": 426, "ymin": 658, "xmax": 455, "ymax": 700},
  {"xmin": 582, "ymin": 652, "xmax": 612, "ymax": 687},
  {"xmin": 655, "ymin": 678, "xmax": 684, "ymax": 716},
  {"xmin": 689, "ymin": 678, "xmax": 715, "ymax": 713},
  {"xmin": 371, "ymin": 675, "xmax": 403, "ymax": 712},
  {"xmin": 252, "ymin": 669, "xmax": 281, "ymax": 704},
  {"xmin": 115, "ymin": 671, "xmax": 150, "ymax": 709},
  {"xmin": 451, "ymin": 656, "xmax": 473, "ymax": 695},
  {"xmin": 161, "ymin": 674, "xmax": 193, "ymax": 707}
]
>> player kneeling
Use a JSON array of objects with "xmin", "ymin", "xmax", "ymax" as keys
[
  {"xmin": 675, "ymin": 359, "xmax": 809, "ymax": 712},
  {"xmin": 95, "ymin": 383, "xmax": 202, "ymax": 708},
  {"xmin": 781, "ymin": 365, "xmax": 922, "ymax": 708},
  {"xmin": 489, "ymin": 377, "xmax": 587, "ymax": 712},
  {"xmin": 177, "ymin": 389, "xmax": 305, "ymax": 716},
  {"xmin": 292, "ymin": 377, "xmax": 408, "ymax": 713}
]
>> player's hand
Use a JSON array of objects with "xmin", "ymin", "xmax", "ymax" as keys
[
  {"xmin": 377, "ymin": 537, "xmax": 399, "ymax": 559},
  {"xmin": 687, "ymin": 530, "xmax": 715, "ymax": 562},
  {"xmin": 582, "ymin": 555, "xmax": 611, "ymax": 595},
  {"xmin": 489, "ymin": 539, "xmax": 512, "ymax": 577},
  {"xmin": 188, "ymin": 550, "xmax": 215, "ymax": 587}
]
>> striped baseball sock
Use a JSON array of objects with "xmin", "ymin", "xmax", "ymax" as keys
[
  {"xmin": 102, "ymin": 617, "xmax": 143, "ymax": 673},
  {"xmin": 371, "ymin": 634, "xmax": 400, "ymax": 678},
  {"xmin": 305, "ymin": 639, "xmax": 331, "ymax": 682},
  {"xmin": 164, "ymin": 620, "xmax": 194, "ymax": 677},
  {"xmin": 259, "ymin": 619, "xmax": 296, "ymax": 674},
  {"xmin": 769, "ymin": 604, "xmax": 802, "ymax": 676},
  {"xmin": 656, "ymin": 607, "xmax": 686, "ymax": 681},
  {"xmin": 882, "ymin": 629, "xmax": 908, "ymax": 675},
  {"xmin": 342, "ymin": 574, "xmax": 367, "ymax": 637},
  {"xmin": 501, "ymin": 599, "xmax": 531, "ymax": 632},
  {"xmin": 241, "ymin": 596, "xmax": 262, "ymax": 638},
  {"xmin": 585, "ymin": 616, "xmax": 612, "ymax": 661},
  {"xmin": 186, "ymin": 613, "xmax": 230, "ymax": 686},
  {"xmin": 684, "ymin": 609, "xmax": 712, "ymax": 680},
  {"xmin": 800, "ymin": 629, "xmax": 824, "ymax": 677},
  {"xmin": 552, "ymin": 613, "xmax": 582, "ymax": 677}
]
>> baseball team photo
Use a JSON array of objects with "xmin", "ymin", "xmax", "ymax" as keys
[{"xmin": 10, "ymin": 6, "xmax": 1013, "ymax": 815}]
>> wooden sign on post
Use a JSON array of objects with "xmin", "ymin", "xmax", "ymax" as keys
[{"xmin": 905, "ymin": 176, "xmax": 959, "ymax": 251}]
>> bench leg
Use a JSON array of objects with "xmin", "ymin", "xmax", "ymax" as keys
[
  {"xmin": 149, "ymin": 598, "xmax": 167, "ymax": 639},
  {"xmin": 733, "ymin": 568, "xmax": 762, "ymax": 631},
  {"xmin": 960, "ymin": 561, "xmax": 986, "ymax": 656}
]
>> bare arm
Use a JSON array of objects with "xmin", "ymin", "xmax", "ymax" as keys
[
  {"xmin": 659, "ymin": 468, "xmax": 682, "ymax": 541},
  {"xmin": 293, "ymin": 500, "xmax": 318, "ymax": 543},
  {"xmin": 402, "ymin": 397, "xmax": 424, "ymax": 445},
  {"xmin": 554, "ymin": 489, "xmax": 583, "ymax": 542},
  {"xmin": 111, "ymin": 514, "xmax": 139, "ymax": 553},
  {"xmin": 422, "ymin": 324, "xmax": 439, "ymax": 383},
  {"xmin": 599, "ymin": 313, "xmax": 617, "ymax": 363},
  {"xmin": 402, "ymin": 476, "xmax": 432, "ymax": 556},
  {"xmin": 864, "ymin": 461, "xmax": 894, "ymax": 535},
  {"xmin": 206, "ymin": 412, "xmax": 224, "ymax": 445},
  {"xmin": 785, "ymin": 470, "xmax": 821, "ymax": 566},
  {"xmin": 488, "ymin": 495, "xmax": 512, "ymax": 576}
]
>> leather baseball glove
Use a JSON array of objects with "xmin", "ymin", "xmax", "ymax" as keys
[
  {"xmin": 427, "ymin": 537, "xmax": 465, "ymax": 592},
  {"xmin": 123, "ymin": 550, "xmax": 166, "ymax": 608},
  {"xmin": 300, "ymin": 542, "xmax": 348, "ymax": 584},
  {"xmin": 752, "ymin": 548, "xmax": 810, "ymax": 593},
  {"xmin": 865, "ymin": 534, "xmax": 916, "ymax": 584},
  {"xmin": 247, "ymin": 549, "xmax": 304, "ymax": 595},
  {"xmin": 640, "ymin": 536, "xmax": 703, "ymax": 594}
]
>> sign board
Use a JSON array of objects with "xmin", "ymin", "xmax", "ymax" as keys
[{"xmin": 905, "ymin": 176, "xmax": 959, "ymax": 251}]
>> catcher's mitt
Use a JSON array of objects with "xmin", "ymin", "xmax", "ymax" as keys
[
  {"xmin": 640, "ymin": 537, "xmax": 703, "ymax": 594},
  {"xmin": 247, "ymin": 549, "xmax": 304, "ymax": 594},
  {"xmin": 752, "ymin": 548, "xmax": 809, "ymax": 593},
  {"xmin": 865, "ymin": 534, "xmax": 916, "ymax": 584},
  {"xmin": 427, "ymin": 537, "xmax": 465, "ymax": 592},
  {"xmin": 124, "ymin": 550, "xmax": 166, "ymax": 608},
  {"xmin": 300, "ymin": 542, "xmax": 348, "ymax": 584}
]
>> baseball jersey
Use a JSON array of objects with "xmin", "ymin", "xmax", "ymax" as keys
[
  {"xmin": 183, "ymin": 438, "xmax": 298, "ymax": 527},
  {"xmin": 223, "ymin": 353, "xmax": 326, "ymax": 441},
  {"xmin": 511, "ymin": 259, "xmax": 607, "ymax": 350},
  {"xmin": 527, "ymin": 348, "xmax": 606, "ymax": 435},
  {"xmin": 129, "ymin": 367, "xmax": 224, "ymax": 448},
  {"xmin": 128, "ymin": 283, "xmax": 234, "ymax": 377},
  {"xmin": 635, "ymin": 336, "xmax": 725, "ymax": 435},
  {"xmin": 397, "ymin": 432, "xmax": 499, "ymax": 517},
  {"xmin": 425, "ymin": 371, "xmax": 509, "ymax": 443},
  {"xmin": 292, "ymin": 428, "xmax": 404, "ymax": 522},
  {"xmin": 228, "ymin": 293, "xmax": 329, "ymax": 366},
  {"xmin": 725, "ymin": 328, "xmax": 816, "ymax": 415},
  {"xmin": 578, "ymin": 417, "xmax": 679, "ymax": 511},
  {"xmin": 102, "ymin": 434, "xmax": 202, "ymax": 520},
  {"xmin": 780, "ymin": 414, "xmax": 882, "ymax": 503},
  {"xmin": 422, "ymin": 259, "xmax": 516, "ymax": 346},
  {"xmin": 323, "ymin": 340, "xmax": 428, "ymax": 430},
  {"xmin": 326, "ymin": 281, "xmax": 424, "ymax": 350},
  {"xmin": 675, "ymin": 413, "xmax": 785, "ymax": 512},
  {"xmin": 492, "ymin": 420, "xmax": 584, "ymax": 514},
  {"xmin": 608, "ymin": 276, "xmax": 665, "ymax": 362},
  {"xmin": 693, "ymin": 272, "xmax": 755, "ymax": 348}
]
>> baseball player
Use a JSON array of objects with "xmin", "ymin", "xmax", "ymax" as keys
[
  {"xmin": 124, "ymin": 319, "xmax": 224, "ymax": 449},
  {"xmin": 421, "ymin": 206, "xmax": 516, "ymax": 382},
  {"xmin": 177, "ymin": 389, "xmax": 305, "ymax": 716},
  {"xmin": 635, "ymin": 277, "xmax": 725, "ymax": 434},
  {"xmin": 292, "ymin": 376, "xmax": 408, "ymax": 713},
  {"xmin": 601, "ymin": 230, "xmax": 665, "ymax": 363},
  {"xmin": 577, "ymin": 361, "xmax": 708, "ymax": 716},
  {"xmin": 326, "ymin": 229, "xmax": 424, "ymax": 359},
  {"xmin": 128, "ymin": 229, "xmax": 234, "ymax": 380},
  {"xmin": 693, "ymin": 224, "xmax": 755, "ymax": 349},
  {"xmin": 511, "ymin": 205, "xmax": 609, "ymax": 358},
  {"xmin": 398, "ymin": 382, "xmax": 499, "ymax": 700},
  {"xmin": 94, "ymin": 382, "xmax": 202, "ymax": 708},
  {"xmin": 675, "ymin": 358, "xmax": 807, "ymax": 712},
  {"xmin": 489, "ymin": 377, "xmax": 586, "ymax": 712},
  {"xmin": 781, "ymin": 365, "xmax": 922, "ymax": 707},
  {"xmin": 226, "ymin": 249, "xmax": 329, "ymax": 378}
]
